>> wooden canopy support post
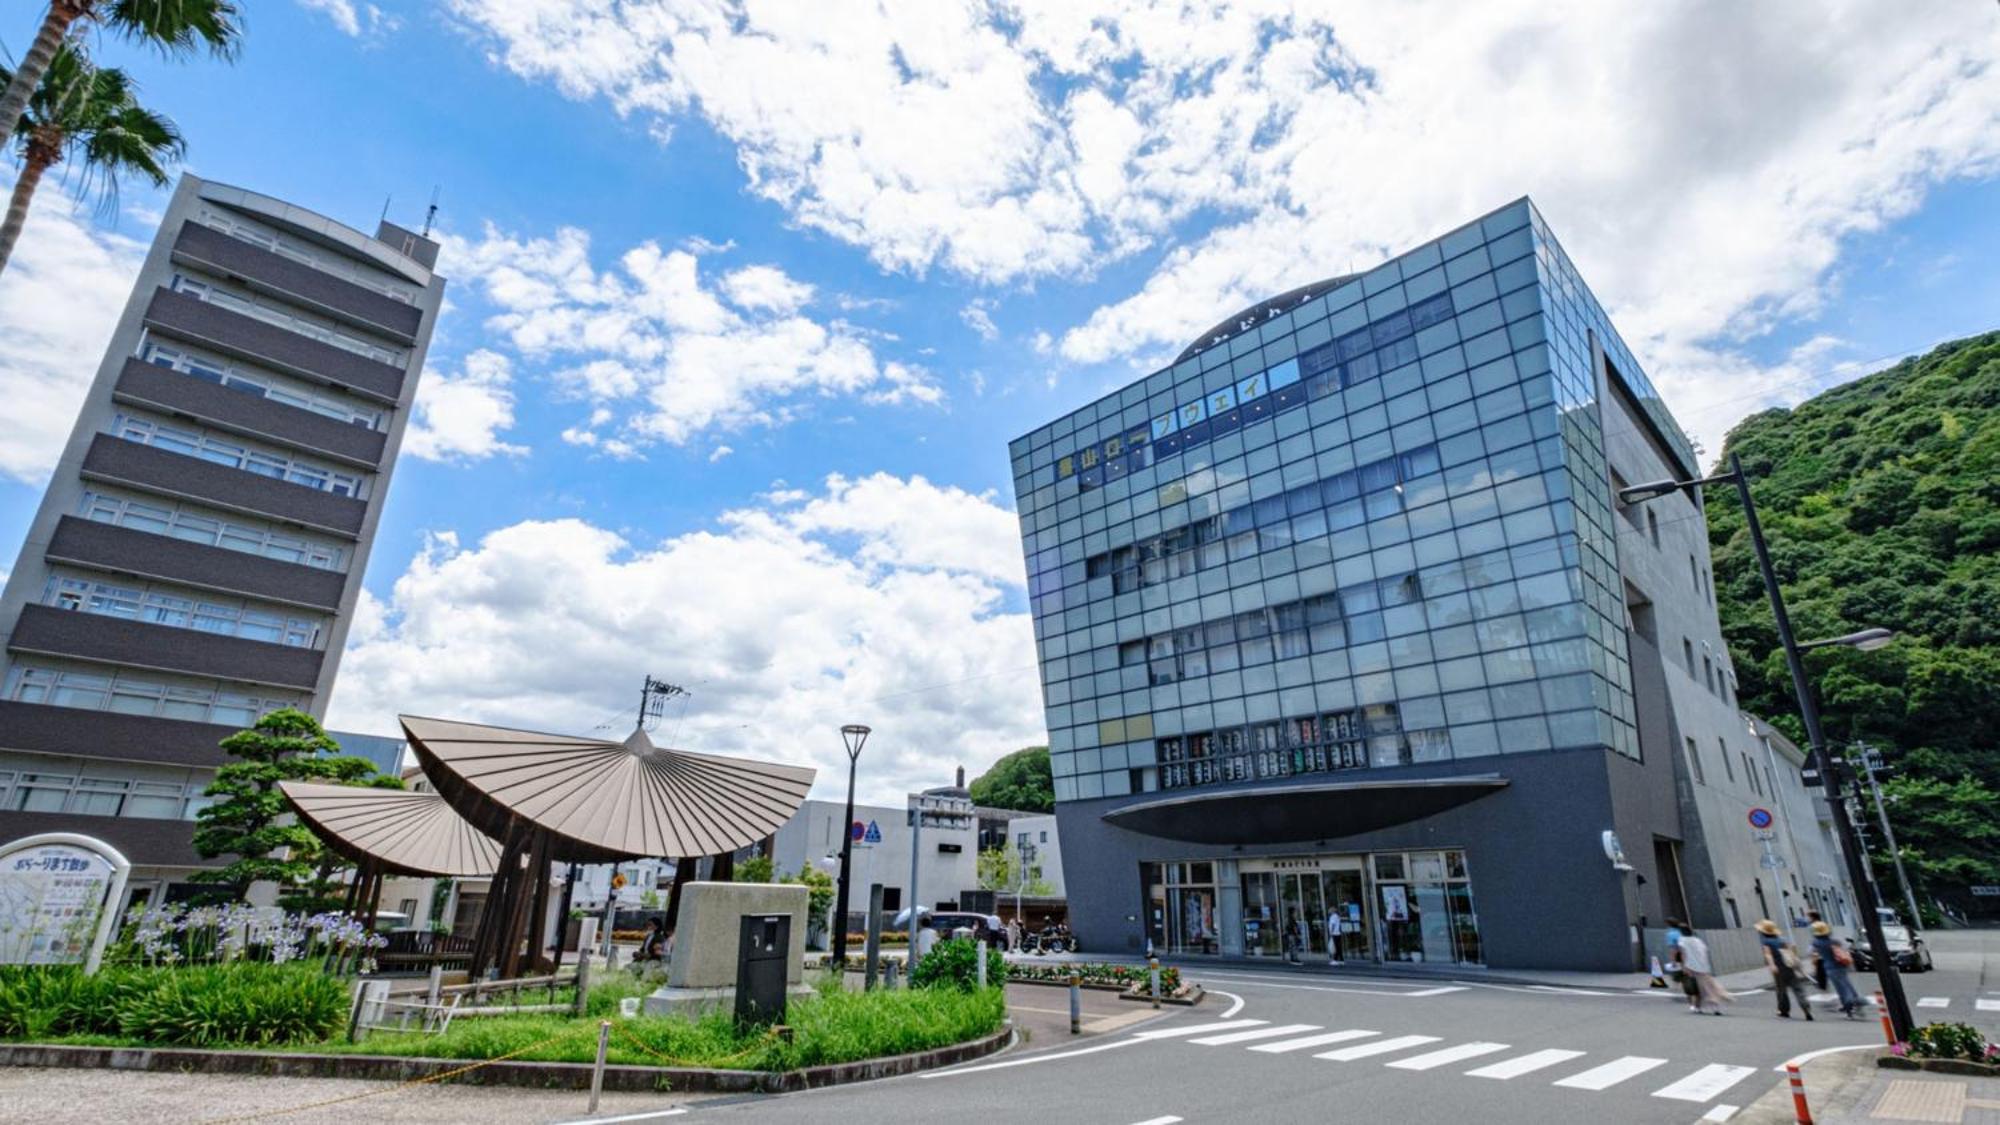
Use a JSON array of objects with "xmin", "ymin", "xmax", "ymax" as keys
[
  {"xmin": 470, "ymin": 828, "xmax": 526, "ymax": 978},
  {"xmin": 663, "ymin": 856, "xmax": 695, "ymax": 939}
]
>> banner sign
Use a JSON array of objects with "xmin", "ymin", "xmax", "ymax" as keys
[{"xmin": 0, "ymin": 834, "xmax": 130, "ymax": 974}]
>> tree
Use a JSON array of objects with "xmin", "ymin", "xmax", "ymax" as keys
[
  {"xmin": 967, "ymin": 746, "xmax": 1054, "ymax": 812},
  {"xmin": 976, "ymin": 846, "xmax": 1052, "ymax": 896},
  {"xmin": 0, "ymin": 44, "xmax": 181, "ymax": 274},
  {"xmin": 0, "ymin": 0, "xmax": 237, "ymax": 164},
  {"xmin": 786, "ymin": 866, "xmax": 835, "ymax": 938},
  {"xmin": 734, "ymin": 854, "xmax": 776, "ymax": 883},
  {"xmin": 192, "ymin": 708, "xmax": 394, "ymax": 902}
]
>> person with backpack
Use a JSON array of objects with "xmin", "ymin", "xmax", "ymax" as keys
[
  {"xmin": 1810, "ymin": 921, "xmax": 1862, "ymax": 1018},
  {"xmin": 1756, "ymin": 919, "xmax": 1813, "ymax": 1020}
]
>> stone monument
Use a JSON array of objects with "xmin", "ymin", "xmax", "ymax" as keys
[{"xmin": 643, "ymin": 881, "xmax": 812, "ymax": 1017}]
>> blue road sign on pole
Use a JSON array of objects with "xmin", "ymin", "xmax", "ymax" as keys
[{"xmin": 1747, "ymin": 807, "xmax": 1774, "ymax": 830}]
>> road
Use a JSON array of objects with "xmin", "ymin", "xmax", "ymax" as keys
[{"xmin": 663, "ymin": 926, "xmax": 2000, "ymax": 1125}]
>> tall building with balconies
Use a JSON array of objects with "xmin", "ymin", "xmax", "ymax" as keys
[{"xmin": 0, "ymin": 175, "xmax": 444, "ymax": 912}]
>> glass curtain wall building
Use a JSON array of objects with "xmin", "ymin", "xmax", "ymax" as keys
[{"xmin": 1011, "ymin": 199, "xmax": 1746, "ymax": 971}]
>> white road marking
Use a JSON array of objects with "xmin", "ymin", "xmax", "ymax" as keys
[
  {"xmin": 917, "ymin": 1036, "xmax": 1143, "ymax": 1078},
  {"xmin": 1210, "ymin": 989, "xmax": 1246, "ymax": 1018},
  {"xmin": 1188, "ymin": 977, "xmax": 1454, "ymax": 998},
  {"xmin": 1552, "ymin": 1055, "xmax": 1668, "ymax": 1090},
  {"xmin": 1773, "ymin": 1043, "xmax": 1884, "ymax": 1071},
  {"xmin": 1132, "ymin": 1018, "xmax": 1268, "ymax": 1040},
  {"xmin": 1198, "ymin": 972, "xmax": 1444, "ymax": 991},
  {"xmin": 1652, "ymin": 1064, "xmax": 1757, "ymax": 1102},
  {"xmin": 1917, "ymin": 997, "xmax": 1950, "ymax": 1008},
  {"xmin": 1314, "ymin": 1034, "xmax": 1442, "ymax": 1061},
  {"xmin": 1404, "ymin": 986, "xmax": 1470, "ymax": 997},
  {"xmin": 1978, "ymin": 999, "xmax": 2000, "ymax": 1013},
  {"xmin": 1385, "ymin": 1042, "xmax": 1512, "ymax": 1070},
  {"xmin": 1248, "ymin": 1029, "xmax": 1380, "ymax": 1054},
  {"xmin": 1187, "ymin": 1023, "xmax": 1321, "ymax": 1046},
  {"xmin": 553, "ymin": 1110, "xmax": 688, "ymax": 1124},
  {"xmin": 1527, "ymin": 985, "xmax": 1615, "ymax": 997},
  {"xmin": 1701, "ymin": 1105, "xmax": 1739, "ymax": 1121},
  {"xmin": 1465, "ymin": 1048, "xmax": 1588, "ymax": 1079},
  {"xmin": 1128, "ymin": 1118, "xmax": 1183, "ymax": 1125}
]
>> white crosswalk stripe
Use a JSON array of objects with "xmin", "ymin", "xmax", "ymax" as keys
[
  {"xmin": 1652, "ymin": 1064, "xmax": 1757, "ymax": 1102},
  {"xmin": 1187, "ymin": 1023, "xmax": 1321, "ymax": 1046},
  {"xmin": 1700, "ymin": 1106, "xmax": 1739, "ymax": 1122},
  {"xmin": 1384, "ymin": 1042, "xmax": 1511, "ymax": 1070},
  {"xmin": 1247, "ymin": 1029, "xmax": 1379, "ymax": 1054},
  {"xmin": 1314, "ymin": 1034, "xmax": 1442, "ymax": 1061},
  {"xmin": 1917, "ymin": 997, "xmax": 1950, "ymax": 1008},
  {"xmin": 1976, "ymin": 999, "xmax": 2000, "ymax": 1012},
  {"xmin": 1134, "ymin": 1019, "xmax": 1269, "ymax": 1039},
  {"xmin": 1551, "ymin": 1056, "xmax": 1668, "ymax": 1090},
  {"xmin": 1464, "ymin": 1048, "xmax": 1588, "ymax": 1079}
]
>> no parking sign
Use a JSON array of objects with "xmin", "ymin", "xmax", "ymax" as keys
[{"xmin": 1747, "ymin": 807, "xmax": 1774, "ymax": 830}]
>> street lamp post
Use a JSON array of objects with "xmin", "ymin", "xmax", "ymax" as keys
[
  {"xmin": 1852, "ymin": 742, "xmax": 1924, "ymax": 928},
  {"xmin": 1620, "ymin": 453, "xmax": 1915, "ymax": 1041},
  {"xmin": 831, "ymin": 724, "xmax": 871, "ymax": 966}
]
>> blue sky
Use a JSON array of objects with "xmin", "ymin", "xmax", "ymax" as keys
[{"xmin": 1, "ymin": 2, "xmax": 1995, "ymax": 801}]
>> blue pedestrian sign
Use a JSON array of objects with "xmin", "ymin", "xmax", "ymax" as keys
[
  {"xmin": 1747, "ymin": 807, "xmax": 1774, "ymax": 830},
  {"xmin": 863, "ymin": 820, "xmax": 882, "ymax": 844}
]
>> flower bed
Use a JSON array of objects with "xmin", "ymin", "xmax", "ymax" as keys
[
  {"xmin": 1881, "ymin": 1022, "xmax": 2000, "ymax": 1076},
  {"xmin": 1008, "ymin": 961, "xmax": 1183, "ymax": 994},
  {"xmin": 0, "ymin": 963, "xmax": 347, "ymax": 1047}
]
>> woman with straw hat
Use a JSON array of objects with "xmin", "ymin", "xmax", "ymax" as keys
[
  {"xmin": 1756, "ymin": 919, "xmax": 1813, "ymax": 1020},
  {"xmin": 1810, "ymin": 920, "xmax": 1862, "ymax": 1018}
]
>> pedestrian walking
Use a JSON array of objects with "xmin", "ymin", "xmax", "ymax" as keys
[
  {"xmin": 1326, "ymin": 907, "xmax": 1344, "ymax": 965},
  {"xmin": 1810, "ymin": 921, "xmax": 1862, "ymax": 1018},
  {"xmin": 1665, "ymin": 919, "xmax": 1701, "ymax": 1008},
  {"xmin": 1756, "ymin": 919, "xmax": 1813, "ymax": 1020},
  {"xmin": 1679, "ymin": 925, "xmax": 1731, "ymax": 1015},
  {"xmin": 1806, "ymin": 910, "xmax": 1828, "ymax": 990}
]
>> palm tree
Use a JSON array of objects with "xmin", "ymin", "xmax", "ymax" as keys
[
  {"xmin": 0, "ymin": 0, "xmax": 238, "ymax": 152},
  {"xmin": 0, "ymin": 43, "xmax": 182, "ymax": 274}
]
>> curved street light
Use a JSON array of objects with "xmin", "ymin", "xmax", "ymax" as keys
[
  {"xmin": 831, "ymin": 724, "xmax": 871, "ymax": 966},
  {"xmin": 1799, "ymin": 627, "xmax": 1895, "ymax": 652}
]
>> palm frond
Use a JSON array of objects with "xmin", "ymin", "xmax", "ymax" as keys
[{"xmin": 107, "ymin": 0, "xmax": 243, "ymax": 61}]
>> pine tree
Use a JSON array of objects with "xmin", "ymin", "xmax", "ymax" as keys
[{"xmin": 191, "ymin": 708, "xmax": 393, "ymax": 902}]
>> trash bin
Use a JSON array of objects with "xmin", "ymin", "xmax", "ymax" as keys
[{"xmin": 735, "ymin": 913, "xmax": 791, "ymax": 1027}]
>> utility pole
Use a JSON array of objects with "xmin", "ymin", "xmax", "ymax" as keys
[{"xmin": 1854, "ymin": 743, "xmax": 1923, "ymax": 926}]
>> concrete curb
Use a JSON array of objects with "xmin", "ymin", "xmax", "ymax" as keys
[{"xmin": 0, "ymin": 1025, "xmax": 1014, "ymax": 1096}]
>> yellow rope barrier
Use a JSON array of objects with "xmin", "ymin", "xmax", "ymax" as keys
[
  {"xmin": 608, "ymin": 1020, "xmax": 784, "ymax": 1070},
  {"xmin": 200, "ymin": 1024, "xmax": 596, "ymax": 1124}
]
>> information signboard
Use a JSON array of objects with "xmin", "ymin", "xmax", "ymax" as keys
[{"xmin": 0, "ymin": 833, "xmax": 130, "ymax": 974}]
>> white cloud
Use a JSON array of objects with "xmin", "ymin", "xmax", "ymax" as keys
[
  {"xmin": 959, "ymin": 298, "xmax": 1000, "ymax": 342},
  {"xmin": 447, "ymin": 1, "xmax": 2000, "ymax": 454},
  {"xmin": 297, "ymin": 0, "xmax": 399, "ymax": 38},
  {"xmin": 440, "ymin": 223, "xmax": 943, "ymax": 447},
  {"xmin": 708, "ymin": 444, "xmax": 733, "ymax": 463},
  {"xmin": 0, "ymin": 198, "xmax": 148, "ymax": 484},
  {"xmin": 403, "ymin": 349, "xmax": 529, "ymax": 462},
  {"xmin": 328, "ymin": 473, "xmax": 1041, "ymax": 803}
]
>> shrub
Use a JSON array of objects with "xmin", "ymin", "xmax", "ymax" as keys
[
  {"xmin": 0, "ymin": 966, "xmax": 131, "ymax": 1039},
  {"xmin": 1007, "ymin": 961, "xmax": 1182, "ymax": 992},
  {"xmin": 1909, "ymin": 1022, "xmax": 1991, "ymax": 1062},
  {"xmin": 910, "ymin": 937, "xmax": 1005, "ymax": 992},
  {"xmin": 117, "ymin": 964, "xmax": 347, "ymax": 1047}
]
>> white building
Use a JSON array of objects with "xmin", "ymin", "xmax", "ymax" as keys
[
  {"xmin": 1006, "ymin": 813, "xmax": 1066, "ymax": 899},
  {"xmin": 768, "ymin": 794, "xmax": 978, "ymax": 924}
]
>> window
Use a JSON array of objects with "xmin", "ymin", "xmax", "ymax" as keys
[
  {"xmin": 1744, "ymin": 753, "xmax": 1762, "ymax": 796},
  {"xmin": 1684, "ymin": 736, "xmax": 1706, "ymax": 784},
  {"xmin": 1690, "ymin": 553, "xmax": 1701, "ymax": 592},
  {"xmin": 44, "ymin": 575, "xmax": 322, "ymax": 648},
  {"xmin": 142, "ymin": 343, "xmax": 383, "ymax": 430},
  {"xmin": 1682, "ymin": 638, "xmax": 1695, "ymax": 676},
  {"xmin": 170, "ymin": 272, "xmax": 406, "ymax": 366},
  {"xmin": 1039, "ymin": 831, "xmax": 1048, "ymax": 843},
  {"xmin": 82, "ymin": 490, "xmax": 346, "ymax": 566},
  {"xmin": 1719, "ymin": 738, "xmax": 1736, "ymax": 782},
  {"xmin": 1703, "ymin": 654, "xmax": 1715, "ymax": 694},
  {"xmin": 194, "ymin": 206, "xmax": 420, "ymax": 305},
  {"xmin": 113, "ymin": 414, "xmax": 364, "ymax": 498},
  {"xmin": 5, "ymin": 666, "xmax": 299, "ymax": 726},
  {"xmin": 1647, "ymin": 508, "xmax": 1660, "ymax": 547}
]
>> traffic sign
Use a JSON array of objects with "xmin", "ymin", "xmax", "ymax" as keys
[
  {"xmin": 863, "ymin": 820, "xmax": 882, "ymax": 844},
  {"xmin": 850, "ymin": 820, "xmax": 866, "ymax": 842},
  {"xmin": 610, "ymin": 872, "xmax": 626, "ymax": 890},
  {"xmin": 1747, "ymin": 807, "xmax": 1774, "ymax": 830}
]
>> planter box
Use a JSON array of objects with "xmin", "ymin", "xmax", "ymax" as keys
[{"xmin": 1879, "ymin": 1053, "xmax": 2000, "ymax": 1077}]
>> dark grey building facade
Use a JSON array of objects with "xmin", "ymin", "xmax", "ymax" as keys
[
  {"xmin": 1010, "ymin": 199, "xmax": 1831, "ymax": 971},
  {"xmin": 0, "ymin": 176, "xmax": 444, "ymax": 911}
]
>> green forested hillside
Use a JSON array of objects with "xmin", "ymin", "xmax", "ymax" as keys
[{"xmin": 1706, "ymin": 331, "xmax": 2000, "ymax": 906}]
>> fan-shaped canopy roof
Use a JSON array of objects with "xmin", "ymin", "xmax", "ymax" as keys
[
  {"xmin": 278, "ymin": 781, "xmax": 504, "ymax": 877},
  {"xmin": 399, "ymin": 715, "xmax": 817, "ymax": 864}
]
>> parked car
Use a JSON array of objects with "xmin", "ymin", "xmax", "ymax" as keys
[
  {"xmin": 1850, "ymin": 924, "xmax": 1933, "ymax": 972},
  {"xmin": 928, "ymin": 911, "xmax": 1010, "ymax": 950}
]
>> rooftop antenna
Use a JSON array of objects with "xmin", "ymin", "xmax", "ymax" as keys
[
  {"xmin": 638, "ymin": 676, "xmax": 687, "ymax": 732},
  {"xmin": 421, "ymin": 185, "xmax": 440, "ymax": 237},
  {"xmin": 378, "ymin": 194, "xmax": 392, "ymax": 227}
]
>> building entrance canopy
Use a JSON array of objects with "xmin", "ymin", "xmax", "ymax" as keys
[
  {"xmin": 1101, "ymin": 775, "xmax": 1508, "ymax": 845},
  {"xmin": 400, "ymin": 715, "xmax": 816, "ymax": 865}
]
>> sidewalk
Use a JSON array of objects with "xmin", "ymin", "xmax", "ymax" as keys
[
  {"xmin": 1733, "ymin": 1048, "xmax": 2000, "ymax": 1124},
  {"xmin": 1012, "ymin": 949, "xmax": 1772, "ymax": 996}
]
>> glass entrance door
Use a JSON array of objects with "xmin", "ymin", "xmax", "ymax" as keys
[
  {"xmin": 1320, "ymin": 865, "xmax": 1372, "ymax": 962},
  {"xmin": 1242, "ymin": 871, "xmax": 1280, "ymax": 956},
  {"xmin": 1279, "ymin": 872, "xmax": 1327, "ymax": 957}
]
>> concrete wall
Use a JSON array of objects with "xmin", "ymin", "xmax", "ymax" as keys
[{"xmin": 768, "ymin": 798, "xmax": 978, "ymax": 917}]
